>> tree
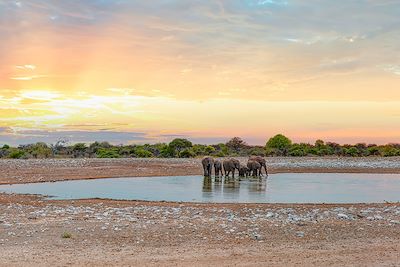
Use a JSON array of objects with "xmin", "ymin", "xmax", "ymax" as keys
[
  {"xmin": 265, "ymin": 134, "xmax": 292, "ymax": 156},
  {"xmin": 2, "ymin": 144, "xmax": 10, "ymax": 149},
  {"xmin": 168, "ymin": 138, "xmax": 192, "ymax": 157},
  {"xmin": 226, "ymin": 137, "xmax": 248, "ymax": 153},
  {"xmin": 72, "ymin": 143, "xmax": 87, "ymax": 158}
]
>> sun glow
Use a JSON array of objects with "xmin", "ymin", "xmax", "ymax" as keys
[{"xmin": 1, "ymin": 1, "xmax": 400, "ymax": 145}]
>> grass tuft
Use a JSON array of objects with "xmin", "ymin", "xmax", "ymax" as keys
[{"xmin": 62, "ymin": 232, "xmax": 72, "ymax": 239}]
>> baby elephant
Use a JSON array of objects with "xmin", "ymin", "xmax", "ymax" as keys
[
  {"xmin": 238, "ymin": 165, "xmax": 249, "ymax": 177},
  {"xmin": 247, "ymin": 160, "xmax": 262, "ymax": 177},
  {"xmin": 214, "ymin": 160, "xmax": 223, "ymax": 176},
  {"xmin": 202, "ymin": 156, "xmax": 214, "ymax": 176}
]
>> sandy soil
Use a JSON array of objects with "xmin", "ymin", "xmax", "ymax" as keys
[{"xmin": 1, "ymin": 157, "xmax": 400, "ymax": 266}]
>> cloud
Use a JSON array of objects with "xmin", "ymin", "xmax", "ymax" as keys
[
  {"xmin": 16, "ymin": 64, "xmax": 36, "ymax": 70},
  {"xmin": 10, "ymin": 75, "xmax": 47, "ymax": 81},
  {"xmin": 381, "ymin": 64, "xmax": 400, "ymax": 75}
]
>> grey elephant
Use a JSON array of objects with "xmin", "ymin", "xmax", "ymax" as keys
[
  {"xmin": 238, "ymin": 165, "xmax": 249, "ymax": 177},
  {"xmin": 223, "ymin": 158, "xmax": 240, "ymax": 178},
  {"xmin": 214, "ymin": 160, "xmax": 223, "ymax": 176},
  {"xmin": 249, "ymin": 155, "xmax": 268, "ymax": 175},
  {"xmin": 247, "ymin": 160, "xmax": 262, "ymax": 176},
  {"xmin": 201, "ymin": 156, "xmax": 214, "ymax": 176}
]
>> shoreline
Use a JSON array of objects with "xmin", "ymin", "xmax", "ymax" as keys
[{"xmin": 1, "ymin": 157, "xmax": 400, "ymax": 185}]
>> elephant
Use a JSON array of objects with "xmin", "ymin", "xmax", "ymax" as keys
[
  {"xmin": 201, "ymin": 156, "xmax": 214, "ymax": 176},
  {"xmin": 249, "ymin": 155, "xmax": 268, "ymax": 176},
  {"xmin": 214, "ymin": 160, "xmax": 223, "ymax": 176},
  {"xmin": 247, "ymin": 160, "xmax": 262, "ymax": 177},
  {"xmin": 238, "ymin": 165, "xmax": 249, "ymax": 177},
  {"xmin": 223, "ymin": 158, "xmax": 240, "ymax": 178}
]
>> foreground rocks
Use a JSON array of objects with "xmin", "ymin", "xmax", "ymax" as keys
[{"xmin": 1, "ymin": 194, "xmax": 400, "ymax": 266}]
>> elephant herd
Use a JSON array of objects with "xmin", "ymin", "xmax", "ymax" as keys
[{"xmin": 201, "ymin": 156, "xmax": 268, "ymax": 178}]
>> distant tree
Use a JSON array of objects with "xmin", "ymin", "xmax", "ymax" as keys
[
  {"xmin": 168, "ymin": 138, "xmax": 192, "ymax": 157},
  {"xmin": 2, "ymin": 144, "xmax": 10, "ymax": 149},
  {"xmin": 29, "ymin": 142, "xmax": 52, "ymax": 158},
  {"xmin": 72, "ymin": 143, "xmax": 87, "ymax": 158},
  {"xmin": 226, "ymin": 137, "xmax": 248, "ymax": 153},
  {"xmin": 265, "ymin": 134, "xmax": 292, "ymax": 156}
]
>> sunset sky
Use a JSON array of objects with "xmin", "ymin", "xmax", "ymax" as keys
[{"xmin": 1, "ymin": 0, "xmax": 400, "ymax": 145}]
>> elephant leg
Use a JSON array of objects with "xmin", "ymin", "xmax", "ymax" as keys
[
  {"xmin": 264, "ymin": 165, "xmax": 268, "ymax": 176},
  {"xmin": 203, "ymin": 166, "xmax": 207, "ymax": 176}
]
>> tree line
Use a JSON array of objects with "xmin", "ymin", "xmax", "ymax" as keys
[{"xmin": 0, "ymin": 134, "xmax": 399, "ymax": 159}]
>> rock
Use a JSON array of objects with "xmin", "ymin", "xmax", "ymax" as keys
[
  {"xmin": 266, "ymin": 212, "xmax": 275, "ymax": 218},
  {"xmin": 253, "ymin": 233, "xmax": 264, "ymax": 241},
  {"xmin": 337, "ymin": 213, "xmax": 350, "ymax": 220},
  {"xmin": 295, "ymin": 231, "xmax": 305, "ymax": 238}
]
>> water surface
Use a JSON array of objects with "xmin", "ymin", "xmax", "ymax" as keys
[{"xmin": 1, "ymin": 173, "xmax": 400, "ymax": 203}]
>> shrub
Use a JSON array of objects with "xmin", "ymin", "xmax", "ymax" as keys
[
  {"xmin": 133, "ymin": 148, "xmax": 153, "ymax": 158},
  {"xmin": 380, "ymin": 146, "xmax": 399, "ymax": 157},
  {"xmin": 343, "ymin": 147, "xmax": 360, "ymax": 157},
  {"xmin": 96, "ymin": 148, "xmax": 121, "ymax": 158},
  {"xmin": 2, "ymin": 144, "xmax": 10, "ymax": 149},
  {"xmin": 204, "ymin": 145, "xmax": 216, "ymax": 155},
  {"xmin": 72, "ymin": 143, "xmax": 87, "ymax": 158},
  {"xmin": 179, "ymin": 148, "xmax": 196, "ymax": 158},
  {"xmin": 62, "ymin": 232, "xmax": 72, "ymax": 238},
  {"xmin": 249, "ymin": 147, "xmax": 266, "ymax": 157},
  {"xmin": 9, "ymin": 149, "xmax": 25, "ymax": 159}
]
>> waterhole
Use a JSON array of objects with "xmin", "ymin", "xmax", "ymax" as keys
[{"xmin": 1, "ymin": 173, "xmax": 400, "ymax": 203}]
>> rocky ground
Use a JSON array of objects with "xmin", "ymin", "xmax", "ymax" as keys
[{"xmin": 1, "ymin": 157, "xmax": 400, "ymax": 266}]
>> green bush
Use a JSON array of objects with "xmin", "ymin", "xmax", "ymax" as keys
[
  {"xmin": 380, "ymin": 146, "xmax": 399, "ymax": 157},
  {"xmin": 9, "ymin": 149, "xmax": 25, "ymax": 159},
  {"xmin": 343, "ymin": 147, "xmax": 360, "ymax": 157},
  {"xmin": 2, "ymin": 144, "xmax": 10, "ymax": 149},
  {"xmin": 168, "ymin": 138, "xmax": 192, "ymax": 157},
  {"xmin": 133, "ymin": 148, "xmax": 153, "ymax": 158},
  {"xmin": 62, "ymin": 232, "xmax": 72, "ymax": 239},
  {"xmin": 179, "ymin": 148, "xmax": 196, "ymax": 158},
  {"xmin": 266, "ymin": 134, "xmax": 292, "ymax": 156},
  {"xmin": 96, "ymin": 148, "xmax": 120, "ymax": 158}
]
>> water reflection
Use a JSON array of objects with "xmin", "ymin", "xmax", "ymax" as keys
[{"xmin": 202, "ymin": 176, "xmax": 267, "ymax": 199}]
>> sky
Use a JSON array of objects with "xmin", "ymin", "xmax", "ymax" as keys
[{"xmin": 1, "ymin": 0, "xmax": 400, "ymax": 146}]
